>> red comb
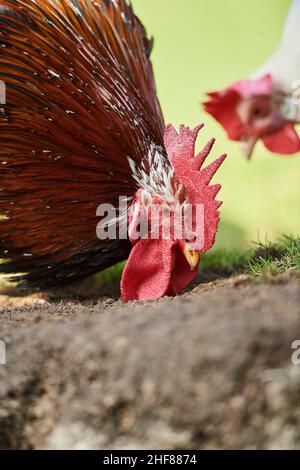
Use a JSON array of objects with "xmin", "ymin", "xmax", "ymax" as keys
[
  {"xmin": 164, "ymin": 124, "xmax": 226, "ymax": 253},
  {"xmin": 262, "ymin": 123, "xmax": 300, "ymax": 154}
]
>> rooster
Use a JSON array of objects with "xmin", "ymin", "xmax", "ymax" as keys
[
  {"xmin": 204, "ymin": 0, "xmax": 300, "ymax": 159},
  {"xmin": 0, "ymin": 0, "xmax": 225, "ymax": 301}
]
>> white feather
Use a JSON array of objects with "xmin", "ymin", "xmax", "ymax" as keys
[{"xmin": 253, "ymin": 0, "xmax": 300, "ymax": 103}]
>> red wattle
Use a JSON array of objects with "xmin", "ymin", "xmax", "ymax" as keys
[
  {"xmin": 121, "ymin": 238, "xmax": 196, "ymax": 302},
  {"xmin": 262, "ymin": 123, "xmax": 300, "ymax": 155}
]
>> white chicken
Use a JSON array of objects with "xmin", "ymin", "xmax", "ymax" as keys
[{"xmin": 204, "ymin": 0, "xmax": 300, "ymax": 159}]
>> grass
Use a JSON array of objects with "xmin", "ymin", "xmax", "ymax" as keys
[
  {"xmin": 94, "ymin": 235, "xmax": 300, "ymax": 287},
  {"xmin": 246, "ymin": 235, "xmax": 300, "ymax": 279},
  {"xmin": 96, "ymin": 261, "xmax": 125, "ymax": 284},
  {"xmin": 201, "ymin": 235, "xmax": 300, "ymax": 279},
  {"xmin": 200, "ymin": 248, "xmax": 252, "ymax": 275}
]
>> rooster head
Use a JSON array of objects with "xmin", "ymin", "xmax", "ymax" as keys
[
  {"xmin": 121, "ymin": 124, "xmax": 226, "ymax": 302},
  {"xmin": 204, "ymin": 74, "xmax": 300, "ymax": 159}
]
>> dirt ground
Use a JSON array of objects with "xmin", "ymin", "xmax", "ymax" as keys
[{"xmin": 0, "ymin": 272, "xmax": 299, "ymax": 449}]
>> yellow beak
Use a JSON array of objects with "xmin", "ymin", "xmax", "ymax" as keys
[
  {"xmin": 240, "ymin": 136, "xmax": 258, "ymax": 160},
  {"xmin": 182, "ymin": 246, "xmax": 200, "ymax": 271}
]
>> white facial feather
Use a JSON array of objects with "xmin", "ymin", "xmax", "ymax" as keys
[
  {"xmin": 252, "ymin": 0, "xmax": 300, "ymax": 98},
  {"xmin": 280, "ymin": 95, "xmax": 300, "ymax": 122}
]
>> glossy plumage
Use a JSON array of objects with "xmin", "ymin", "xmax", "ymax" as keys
[{"xmin": 0, "ymin": 0, "xmax": 166, "ymax": 286}]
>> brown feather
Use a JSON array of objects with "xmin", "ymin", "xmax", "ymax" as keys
[{"xmin": 0, "ymin": 0, "xmax": 165, "ymax": 286}]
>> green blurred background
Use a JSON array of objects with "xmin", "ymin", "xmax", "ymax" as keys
[{"xmin": 133, "ymin": 0, "xmax": 300, "ymax": 249}]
